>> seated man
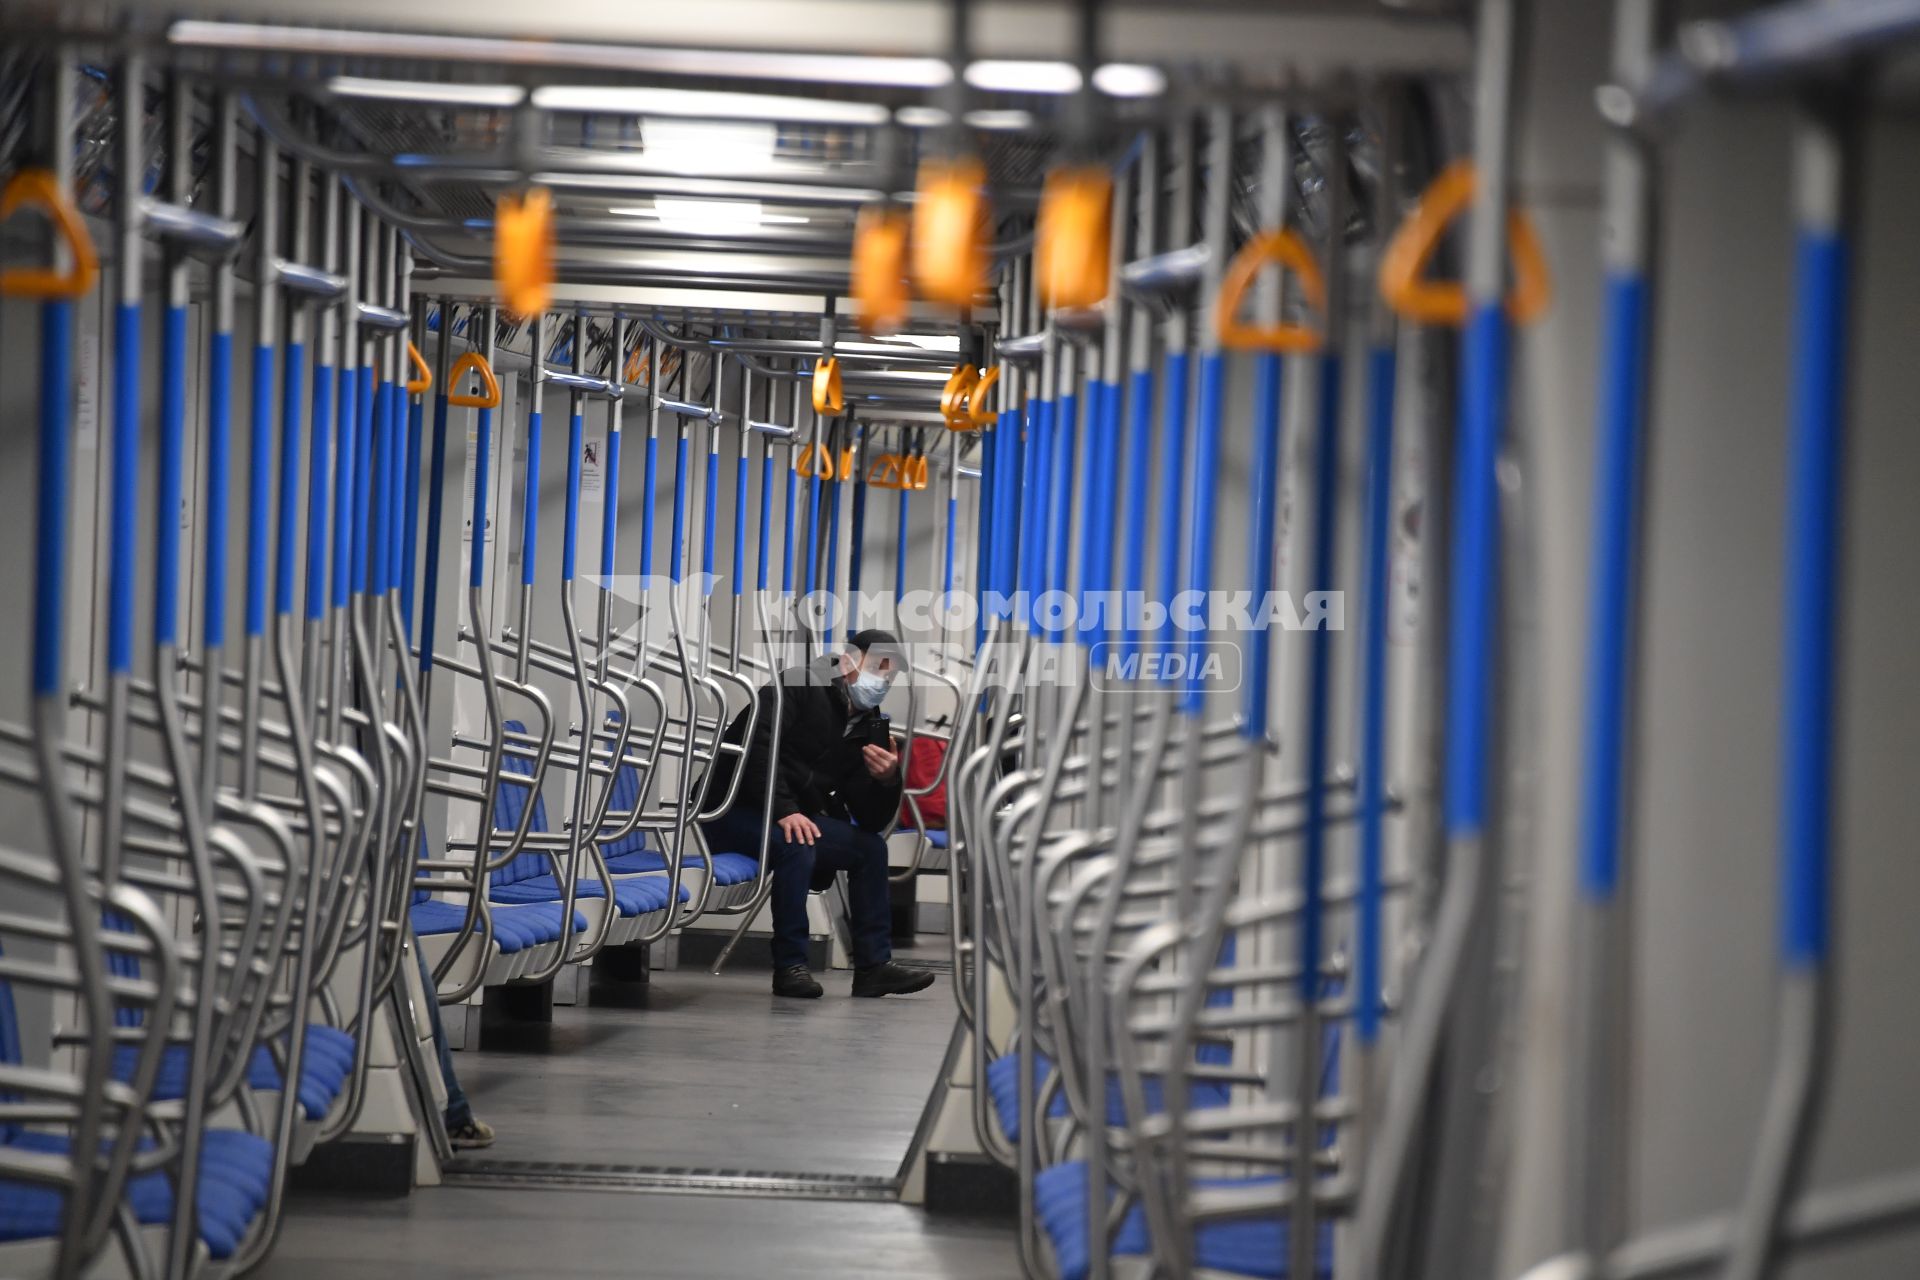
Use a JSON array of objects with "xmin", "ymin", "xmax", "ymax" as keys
[{"xmin": 701, "ymin": 628, "xmax": 936, "ymax": 1000}]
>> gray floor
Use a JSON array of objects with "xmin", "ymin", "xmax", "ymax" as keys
[
  {"xmin": 267, "ymin": 946, "xmax": 1017, "ymax": 1278},
  {"xmin": 456, "ymin": 947, "xmax": 955, "ymax": 1175},
  {"xmin": 268, "ymin": 1188, "xmax": 1016, "ymax": 1279}
]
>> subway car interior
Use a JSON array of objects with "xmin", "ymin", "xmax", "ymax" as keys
[{"xmin": 1, "ymin": 1, "xmax": 1918, "ymax": 1277}]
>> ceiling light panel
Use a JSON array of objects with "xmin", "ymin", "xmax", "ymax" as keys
[
  {"xmin": 964, "ymin": 60, "xmax": 1083, "ymax": 95},
  {"xmin": 328, "ymin": 75, "xmax": 526, "ymax": 108},
  {"xmin": 532, "ymin": 84, "xmax": 889, "ymax": 126}
]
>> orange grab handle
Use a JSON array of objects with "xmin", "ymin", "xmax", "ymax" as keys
[
  {"xmin": 406, "ymin": 341, "xmax": 434, "ymax": 395},
  {"xmin": 0, "ymin": 168, "xmax": 99, "ymax": 299},
  {"xmin": 624, "ymin": 345, "xmax": 649, "ymax": 385},
  {"xmin": 446, "ymin": 352, "xmax": 502, "ymax": 409},
  {"xmin": 1214, "ymin": 228, "xmax": 1328, "ymax": 353},
  {"xmin": 494, "ymin": 186, "xmax": 555, "ymax": 320},
  {"xmin": 1378, "ymin": 160, "xmax": 1552, "ymax": 327},
  {"xmin": 911, "ymin": 155, "xmax": 989, "ymax": 308},
  {"xmin": 966, "ymin": 366, "xmax": 1002, "ymax": 428},
  {"xmin": 794, "ymin": 442, "xmax": 837, "ymax": 481},
  {"xmin": 940, "ymin": 364, "xmax": 979, "ymax": 429},
  {"xmin": 1035, "ymin": 165, "xmax": 1113, "ymax": 311},
  {"xmin": 866, "ymin": 453, "xmax": 906, "ymax": 489},
  {"xmin": 812, "ymin": 357, "xmax": 844, "ymax": 416},
  {"xmin": 837, "ymin": 446, "xmax": 857, "ymax": 483},
  {"xmin": 852, "ymin": 205, "xmax": 912, "ymax": 337},
  {"xmin": 909, "ymin": 455, "xmax": 930, "ymax": 490}
]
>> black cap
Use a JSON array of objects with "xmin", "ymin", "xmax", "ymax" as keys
[{"xmin": 848, "ymin": 628, "xmax": 906, "ymax": 670}]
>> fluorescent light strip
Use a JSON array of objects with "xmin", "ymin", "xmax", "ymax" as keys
[
  {"xmin": 894, "ymin": 106, "xmax": 1037, "ymax": 131},
  {"xmin": 327, "ymin": 75, "xmax": 526, "ymax": 108},
  {"xmin": 608, "ymin": 201, "xmax": 810, "ymax": 225},
  {"xmin": 963, "ymin": 109, "xmax": 1036, "ymax": 131},
  {"xmin": 894, "ymin": 105, "xmax": 948, "ymax": 129},
  {"xmin": 532, "ymin": 84, "xmax": 888, "ymax": 126},
  {"xmin": 1092, "ymin": 63, "xmax": 1168, "ymax": 98},
  {"xmin": 538, "ymin": 172, "xmax": 883, "ymax": 204},
  {"xmin": 965, "ymin": 59, "xmax": 1083, "ymax": 95},
  {"xmin": 882, "ymin": 334, "xmax": 962, "ymax": 352}
]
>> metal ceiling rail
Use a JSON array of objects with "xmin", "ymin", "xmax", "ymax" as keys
[
  {"xmin": 245, "ymin": 95, "xmax": 916, "ymax": 222},
  {"xmin": 705, "ymin": 336, "xmax": 960, "ymax": 365},
  {"xmin": 404, "ymin": 230, "xmax": 855, "ymax": 294},
  {"xmin": 167, "ymin": 19, "xmax": 958, "ymax": 86},
  {"xmin": 144, "ymin": 8, "xmax": 1473, "ymax": 79},
  {"xmin": 1631, "ymin": 0, "xmax": 1920, "ymax": 123}
]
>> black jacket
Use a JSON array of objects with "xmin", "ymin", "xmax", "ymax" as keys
[{"xmin": 705, "ymin": 656, "xmax": 902, "ymax": 829}]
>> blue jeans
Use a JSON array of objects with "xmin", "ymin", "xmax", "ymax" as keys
[
  {"xmin": 412, "ymin": 932, "xmax": 473, "ymax": 1129},
  {"xmin": 703, "ymin": 807, "xmax": 893, "ymax": 972}
]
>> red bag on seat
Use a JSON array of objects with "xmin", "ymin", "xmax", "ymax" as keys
[{"xmin": 897, "ymin": 737, "xmax": 949, "ymax": 830}]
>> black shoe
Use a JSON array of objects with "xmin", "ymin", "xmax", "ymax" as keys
[
  {"xmin": 447, "ymin": 1117, "xmax": 495, "ymax": 1149},
  {"xmin": 773, "ymin": 965, "xmax": 823, "ymax": 999},
  {"xmin": 851, "ymin": 961, "xmax": 936, "ymax": 998}
]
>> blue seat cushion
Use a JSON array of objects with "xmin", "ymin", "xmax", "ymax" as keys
[
  {"xmin": 244, "ymin": 1028, "xmax": 354, "ymax": 1121},
  {"xmin": 606, "ymin": 848, "xmax": 758, "ymax": 887},
  {"xmin": 411, "ymin": 899, "xmax": 587, "ymax": 953},
  {"xmin": 490, "ymin": 874, "xmax": 689, "ymax": 916},
  {"xmin": 605, "ymin": 875, "xmax": 687, "ymax": 915},
  {"xmin": 410, "ymin": 898, "xmax": 477, "ymax": 940},
  {"xmin": 110, "ymin": 1025, "xmax": 356, "ymax": 1121},
  {"xmin": 604, "ymin": 847, "xmax": 703, "ymax": 875},
  {"xmin": 925, "ymin": 829, "xmax": 949, "ymax": 849},
  {"xmin": 985, "ymin": 1053, "xmax": 1231, "ymax": 1144},
  {"xmin": 488, "ymin": 872, "xmax": 607, "ymax": 907},
  {"xmin": 985, "ymin": 1052, "xmax": 1065, "ymax": 1141},
  {"xmin": 706, "ymin": 853, "xmax": 759, "ymax": 886},
  {"xmin": 0, "ymin": 1173, "xmax": 73, "ymax": 1246},
  {"xmin": 1, "ymin": 1129, "xmax": 274, "ymax": 1259},
  {"xmin": 1034, "ymin": 1161, "xmax": 1333, "ymax": 1280}
]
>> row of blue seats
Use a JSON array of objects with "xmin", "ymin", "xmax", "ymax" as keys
[
  {"xmin": 409, "ymin": 720, "xmax": 760, "ymax": 986},
  {"xmin": 981, "ymin": 912, "xmax": 1345, "ymax": 1280},
  {"xmin": 1, "ymin": 950, "xmax": 357, "ymax": 1262}
]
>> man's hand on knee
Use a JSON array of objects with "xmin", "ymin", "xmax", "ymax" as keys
[{"xmin": 777, "ymin": 813, "xmax": 822, "ymax": 846}]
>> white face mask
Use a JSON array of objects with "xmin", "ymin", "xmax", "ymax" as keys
[{"xmin": 848, "ymin": 668, "xmax": 888, "ymax": 711}]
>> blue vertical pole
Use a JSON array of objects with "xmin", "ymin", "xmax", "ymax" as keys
[
  {"xmin": 1153, "ymin": 352, "xmax": 1191, "ymax": 662},
  {"xmin": 1356, "ymin": 342, "xmax": 1397, "ymax": 1045},
  {"xmin": 35, "ymin": 295, "xmax": 75, "ymax": 698},
  {"xmin": 419, "ymin": 314, "xmax": 451, "ymax": 672},
  {"xmin": 1177, "ymin": 352, "xmax": 1225, "ymax": 709},
  {"xmin": 1048, "ymin": 378, "xmax": 1077, "ymax": 645}
]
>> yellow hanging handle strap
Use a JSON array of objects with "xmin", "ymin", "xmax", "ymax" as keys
[
  {"xmin": 812, "ymin": 357, "xmax": 845, "ymax": 416},
  {"xmin": 1035, "ymin": 165, "xmax": 1113, "ymax": 310},
  {"xmin": 966, "ymin": 366, "xmax": 1002, "ymax": 429},
  {"xmin": 446, "ymin": 352, "xmax": 502, "ymax": 409},
  {"xmin": 866, "ymin": 452, "xmax": 907, "ymax": 490},
  {"xmin": 0, "ymin": 168, "xmax": 99, "ymax": 299},
  {"xmin": 909, "ymin": 454, "xmax": 930, "ymax": 490},
  {"xmin": 940, "ymin": 364, "xmax": 979, "ymax": 431},
  {"xmin": 852, "ymin": 205, "xmax": 912, "ymax": 337},
  {"xmin": 405, "ymin": 341, "xmax": 434, "ymax": 395},
  {"xmin": 494, "ymin": 186, "xmax": 555, "ymax": 320},
  {"xmin": 1378, "ymin": 160, "xmax": 1552, "ymax": 327},
  {"xmin": 911, "ymin": 154, "xmax": 989, "ymax": 308},
  {"xmin": 794, "ymin": 441, "xmax": 837, "ymax": 481},
  {"xmin": 1214, "ymin": 228, "xmax": 1328, "ymax": 353}
]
